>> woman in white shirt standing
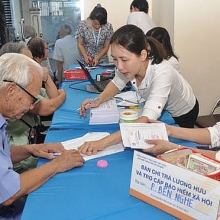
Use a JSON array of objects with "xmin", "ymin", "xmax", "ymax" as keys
[
  {"xmin": 127, "ymin": 0, "xmax": 156, "ymax": 34},
  {"xmin": 78, "ymin": 25, "xmax": 199, "ymax": 156}
]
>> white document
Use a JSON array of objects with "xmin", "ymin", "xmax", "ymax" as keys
[
  {"xmin": 89, "ymin": 99, "xmax": 119, "ymax": 125},
  {"xmin": 114, "ymin": 91, "xmax": 145, "ymax": 106},
  {"xmin": 61, "ymin": 132, "xmax": 124, "ymax": 161},
  {"xmin": 120, "ymin": 123, "xmax": 168, "ymax": 149}
]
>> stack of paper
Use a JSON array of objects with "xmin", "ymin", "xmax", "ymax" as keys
[
  {"xmin": 89, "ymin": 99, "xmax": 119, "ymax": 125},
  {"xmin": 120, "ymin": 123, "xmax": 168, "ymax": 149}
]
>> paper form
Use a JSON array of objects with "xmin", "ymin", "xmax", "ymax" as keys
[
  {"xmin": 120, "ymin": 123, "xmax": 168, "ymax": 149},
  {"xmin": 89, "ymin": 99, "xmax": 119, "ymax": 125},
  {"xmin": 61, "ymin": 132, "xmax": 124, "ymax": 161}
]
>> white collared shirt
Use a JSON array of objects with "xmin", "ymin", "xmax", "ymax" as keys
[
  {"xmin": 127, "ymin": 11, "xmax": 156, "ymax": 34},
  {"xmin": 112, "ymin": 59, "xmax": 196, "ymax": 120}
]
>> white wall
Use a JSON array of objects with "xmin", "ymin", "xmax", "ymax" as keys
[
  {"xmin": 151, "ymin": 0, "xmax": 174, "ymax": 45},
  {"xmin": 83, "ymin": 0, "xmax": 130, "ymax": 31},
  {"xmin": 175, "ymin": 0, "xmax": 220, "ymax": 115}
]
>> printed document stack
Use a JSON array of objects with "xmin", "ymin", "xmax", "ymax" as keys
[{"xmin": 89, "ymin": 99, "xmax": 119, "ymax": 124}]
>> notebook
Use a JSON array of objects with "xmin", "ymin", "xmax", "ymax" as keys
[{"xmin": 76, "ymin": 59, "xmax": 111, "ymax": 93}]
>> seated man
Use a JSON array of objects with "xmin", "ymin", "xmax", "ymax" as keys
[
  {"xmin": 0, "ymin": 42, "xmax": 66, "ymax": 173},
  {"xmin": 0, "ymin": 53, "xmax": 84, "ymax": 220}
]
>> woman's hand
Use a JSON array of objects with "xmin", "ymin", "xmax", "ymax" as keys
[
  {"xmin": 79, "ymin": 98, "xmax": 101, "ymax": 117},
  {"xmin": 78, "ymin": 139, "xmax": 107, "ymax": 155},
  {"xmin": 142, "ymin": 139, "xmax": 179, "ymax": 156},
  {"xmin": 42, "ymin": 67, "xmax": 49, "ymax": 82},
  {"xmin": 87, "ymin": 57, "xmax": 95, "ymax": 66},
  {"xmin": 93, "ymin": 57, "xmax": 99, "ymax": 66}
]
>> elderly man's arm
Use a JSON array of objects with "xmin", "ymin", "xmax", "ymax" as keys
[{"xmin": 4, "ymin": 147, "xmax": 84, "ymax": 206}]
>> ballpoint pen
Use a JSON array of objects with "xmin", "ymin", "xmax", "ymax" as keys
[
  {"xmin": 77, "ymin": 97, "xmax": 99, "ymax": 110},
  {"xmin": 50, "ymin": 152, "xmax": 62, "ymax": 158}
]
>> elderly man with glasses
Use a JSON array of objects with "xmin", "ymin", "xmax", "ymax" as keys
[
  {"xmin": 0, "ymin": 53, "xmax": 84, "ymax": 220},
  {"xmin": 0, "ymin": 42, "xmax": 66, "ymax": 173}
]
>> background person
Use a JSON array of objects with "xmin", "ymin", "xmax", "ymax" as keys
[
  {"xmin": 27, "ymin": 36, "xmax": 50, "ymax": 66},
  {"xmin": 75, "ymin": 4, "xmax": 114, "ymax": 66},
  {"xmin": 27, "ymin": 37, "xmax": 66, "ymax": 119},
  {"xmin": 0, "ymin": 41, "xmax": 66, "ymax": 173},
  {"xmin": 78, "ymin": 25, "xmax": 199, "ymax": 156},
  {"xmin": 21, "ymin": 25, "xmax": 54, "ymax": 80},
  {"xmin": 0, "ymin": 53, "xmax": 84, "ymax": 220},
  {"xmin": 146, "ymin": 26, "xmax": 181, "ymax": 73},
  {"xmin": 0, "ymin": 42, "xmax": 32, "ymax": 57},
  {"xmin": 22, "ymin": 25, "xmax": 37, "ymax": 43},
  {"xmin": 127, "ymin": 0, "xmax": 156, "ymax": 34},
  {"xmin": 52, "ymin": 24, "xmax": 80, "ymax": 85}
]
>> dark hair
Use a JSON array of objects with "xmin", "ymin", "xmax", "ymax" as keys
[
  {"xmin": 89, "ymin": 4, "xmax": 107, "ymax": 25},
  {"xmin": 110, "ymin": 24, "xmax": 167, "ymax": 64},
  {"xmin": 130, "ymin": 0, "xmax": 149, "ymax": 13},
  {"xmin": 27, "ymin": 37, "xmax": 46, "ymax": 59},
  {"xmin": 146, "ymin": 27, "xmax": 178, "ymax": 60}
]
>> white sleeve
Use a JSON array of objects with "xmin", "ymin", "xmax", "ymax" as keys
[
  {"xmin": 127, "ymin": 13, "xmax": 138, "ymax": 26},
  {"xmin": 142, "ymin": 100, "xmax": 163, "ymax": 120},
  {"xmin": 112, "ymin": 69, "xmax": 129, "ymax": 90},
  {"xmin": 207, "ymin": 122, "xmax": 220, "ymax": 148},
  {"xmin": 52, "ymin": 40, "xmax": 63, "ymax": 61}
]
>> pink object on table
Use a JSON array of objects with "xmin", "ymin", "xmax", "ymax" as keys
[{"xmin": 97, "ymin": 159, "xmax": 108, "ymax": 168}]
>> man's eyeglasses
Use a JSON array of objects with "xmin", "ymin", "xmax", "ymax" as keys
[{"xmin": 3, "ymin": 79, "xmax": 38, "ymax": 104}]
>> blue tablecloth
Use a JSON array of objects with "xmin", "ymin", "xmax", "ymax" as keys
[{"xmin": 21, "ymin": 65, "xmax": 195, "ymax": 220}]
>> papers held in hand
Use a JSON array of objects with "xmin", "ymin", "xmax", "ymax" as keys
[
  {"xmin": 120, "ymin": 123, "xmax": 168, "ymax": 149},
  {"xmin": 89, "ymin": 99, "xmax": 119, "ymax": 125}
]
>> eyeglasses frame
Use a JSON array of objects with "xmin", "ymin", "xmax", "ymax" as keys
[{"xmin": 3, "ymin": 79, "xmax": 38, "ymax": 104}]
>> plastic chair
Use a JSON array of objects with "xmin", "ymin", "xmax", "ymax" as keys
[{"xmin": 196, "ymin": 99, "xmax": 220, "ymax": 128}]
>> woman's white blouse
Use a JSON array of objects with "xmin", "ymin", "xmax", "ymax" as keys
[{"xmin": 112, "ymin": 60, "xmax": 196, "ymax": 120}]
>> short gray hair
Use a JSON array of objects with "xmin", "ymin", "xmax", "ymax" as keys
[
  {"xmin": 0, "ymin": 53, "xmax": 43, "ymax": 91},
  {"xmin": 0, "ymin": 42, "xmax": 27, "ymax": 56},
  {"xmin": 59, "ymin": 24, "xmax": 72, "ymax": 36}
]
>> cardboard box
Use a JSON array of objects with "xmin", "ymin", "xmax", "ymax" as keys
[{"xmin": 130, "ymin": 150, "xmax": 220, "ymax": 220}]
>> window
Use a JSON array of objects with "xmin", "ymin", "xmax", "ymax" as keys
[
  {"xmin": 31, "ymin": 0, "xmax": 81, "ymax": 44},
  {"xmin": 0, "ymin": 0, "xmax": 13, "ymax": 46}
]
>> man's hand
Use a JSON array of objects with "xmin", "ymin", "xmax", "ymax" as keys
[
  {"xmin": 51, "ymin": 149, "xmax": 85, "ymax": 173},
  {"xmin": 30, "ymin": 143, "xmax": 65, "ymax": 159}
]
